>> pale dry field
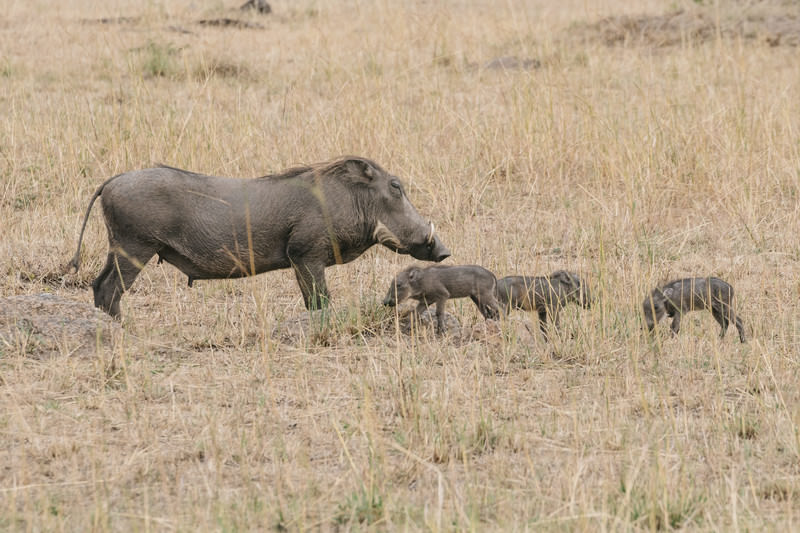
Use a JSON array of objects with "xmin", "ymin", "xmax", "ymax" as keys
[{"xmin": 2, "ymin": 0, "xmax": 800, "ymax": 530}]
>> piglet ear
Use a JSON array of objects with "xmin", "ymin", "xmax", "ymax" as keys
[
  {"xmin": 555, "ymin": 270, "xmax": 571, "ymax": 284},
  {"xmin": 359, "ymin": 160, "xmax": 375, "ymax": 179},
  {"xmin": 408, "ymin": 268, "xmax": 421, "ymax": 282}
]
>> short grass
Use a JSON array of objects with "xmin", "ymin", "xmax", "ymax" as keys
[{"xmin": 2, "ymin": 0, "xmax": 800, "ymax": 530}]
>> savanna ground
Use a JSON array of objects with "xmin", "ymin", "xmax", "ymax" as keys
[{"xmin": 2, "ymin": 0, "xmax": 800, "ymax": 530}]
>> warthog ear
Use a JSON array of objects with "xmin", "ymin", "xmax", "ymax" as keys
[
  {"xmin": 345, "ymin": 158, "xmax": 376, "ymax": 181},
  {"xmin": 408, "ymin": 268, "xmax": 421, "ymax": 282}
]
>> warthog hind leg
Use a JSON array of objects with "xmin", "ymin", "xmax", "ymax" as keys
[
  {"xmin": 711, "ymin": 304, "xmax": 729, "ymax": 338},
  {"xmin": 93, "ymin": 243, "xmax": 156, "ymax": 319},
  {"xmin": 713, "ymin": 302, "xmax": 747, "ymax": 343}
]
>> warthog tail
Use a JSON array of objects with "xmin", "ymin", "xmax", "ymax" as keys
[{"xmin": 65, "ymin": 173, "xmax": 123, "ymax": 273}]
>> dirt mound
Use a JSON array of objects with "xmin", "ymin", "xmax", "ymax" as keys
[
  {"xmin": 197, "ymin": 18, "xmax": 264, "ymax": 30},
  {"xmin": 80, "ymin": 16, "xmax": 140, "ymax": 25},
  {"xmin": 0, "ymin": 294, "xmax": 120, "ymax": 358},
  {"xmin": 573, "ymin": 8, "xmax": 800, "ymax": 48},
  {"xmin": 484, "ymin": 56, "xmax": 541, "ymax": 71},
  {"xmin": 240, "ymin": 0, "xmax": 271, "ymax": 15}
]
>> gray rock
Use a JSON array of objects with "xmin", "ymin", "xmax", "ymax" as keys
[{"xmin": 397, "ymin": 308, "xmax": 461, "ymax": 336}]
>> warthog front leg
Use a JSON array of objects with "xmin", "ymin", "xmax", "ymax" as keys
[
  {"xmin": 669, "ymin": 312, "xmax": 682, "ymax": 335},
  {"xmin": 536, "ymin": 305, "xmax": 565, "ymax": 342},
  {"xmin": 291, "ymin": 260, "xmax": 329, "ymax": 311},
  {"xmin": 406, "ymin": 301, "xmax": 429, "ymax": 329},
  {"xmin": 434, "ymin": 298, "xmax": 449, "ymax": 334},
  {"xmin": 551, "ymin": 305, "xmax": 562, "ymax": 330},
  {"xmin": 537, "ymin": 308, "xmax": 549, "ymax": 341}
]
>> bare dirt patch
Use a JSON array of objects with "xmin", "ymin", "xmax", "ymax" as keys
[
  {"xmin": 572, "ymin": 8, "xmax": 800, "ymax": 47},
  {"xmin": 484, "ymin": 56, "xmax": 541, "ymax": 71},
  {"xmin": 271, "ymin": 308, "xmax": 512, "ymax": 348},
  {"xmin": 79, "ymin": 16, "xmax": 141, "ymax": 26},
  {"xmin": 0, "ymin": 294, "xmax": 120, "ymax": 358}
]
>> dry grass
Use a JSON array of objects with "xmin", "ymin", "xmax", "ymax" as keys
[{"xmin": 2, "ymin": 0, "xmax": 800, "ymax": 529}]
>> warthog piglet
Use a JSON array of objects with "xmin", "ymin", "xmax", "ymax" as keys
[
  {"xmin": 496, "ymin": 270, "xmax": 591, "ymax": 341},
  {"xmin": 383, "ymin": 265, "xmax": 501, "ymax": 333},
  {"xmin": 642, "ymin": 277, "xmax": 746, "ymax": 342}
]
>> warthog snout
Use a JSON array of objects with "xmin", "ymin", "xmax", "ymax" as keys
[
  {"xmin": 411, "ymin": 236, "xmax": 450, "ymax": 263},
  {"xmin": 383, "ymin": 277, "xmax": 410, "ymax": 307},
  {"xmin": 407, "ymin": 224, "xmax": 451, "ymax": 262}
]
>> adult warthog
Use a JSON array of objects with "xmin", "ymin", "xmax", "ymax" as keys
[{"xmin": 67, "ymin": 156, "xmax": 450, "ymax": 318}]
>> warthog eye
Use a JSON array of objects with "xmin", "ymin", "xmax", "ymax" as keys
[{"xmin": 390, "ymin": 180, "xmax": 402, "ymax": 194}]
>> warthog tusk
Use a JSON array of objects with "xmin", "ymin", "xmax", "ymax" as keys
[
  {"xmin": 427, "ymin": 222, "xmax": 435, "ymax": 244},
  {"xmin": 373, "ymin": 220, "xmax": 403, "ymax": 249}
]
